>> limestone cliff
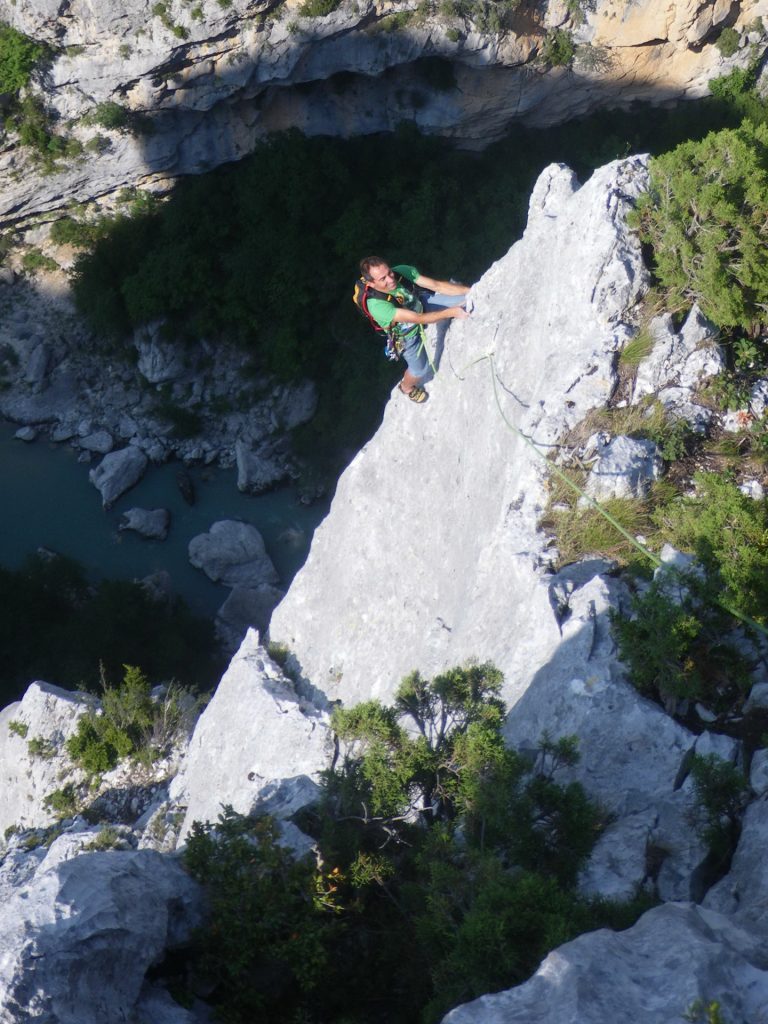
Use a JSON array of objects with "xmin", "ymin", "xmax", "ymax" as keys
[
  {"xmin": 0, "ymin": 0, "xmax": 764, "ymax": 222},
  {"xmin": 2, "ymin": 154, "xmax": 768, "ymax": 1021},
  {"xmin": 271, "ymin": 155, "xmax": 649, "ymax": 709}
]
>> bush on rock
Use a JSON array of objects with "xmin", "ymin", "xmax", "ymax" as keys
[{"xmin": 185, "ymin": 664, "xmax": 645, "ymax": 1024}]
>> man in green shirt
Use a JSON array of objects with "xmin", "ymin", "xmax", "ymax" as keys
[{"xmin": 359, "ymin": 256, "xmax": 470, "ymax": 404}]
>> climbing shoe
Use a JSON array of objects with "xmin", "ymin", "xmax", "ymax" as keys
[{"xmin": 399, "ymin": 383, "xmax": 428, "ymax": 404}]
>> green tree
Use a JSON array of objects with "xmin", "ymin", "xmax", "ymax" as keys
[
  {"xmin": 186, "ymin": 666, "xmax": 623, "ymax": 1024},
  {"xmin": 689, "ymin": 753, "xmax": 749, "ymax": 863},
  {"xmin": 635, "ymin": 121, "xmax": 768, "ymax": 330},
  {"xmin": 0, "ymin": 23, "xmax": 44, "ymax": 94},
  {"xmin": 184, "ymin": 809, "xmax": 335, "ymax": 1023}
]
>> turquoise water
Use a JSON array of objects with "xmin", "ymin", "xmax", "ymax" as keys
[{"xmin": 0, "ymin": 422, "xmax": 329, "ymax": 617}]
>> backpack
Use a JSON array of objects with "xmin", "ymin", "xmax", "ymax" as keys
[{"xmin": 352, "ymin": 273, "xmax": 427, "ymax": 361}]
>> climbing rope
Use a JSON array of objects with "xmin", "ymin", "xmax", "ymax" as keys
[{"xmin": 476, "ymin": 350, "xmax": 768, "ymax": 641}]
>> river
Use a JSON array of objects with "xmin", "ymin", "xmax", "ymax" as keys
[{"xmin": 0, "ymin": 421, "xmax": 329, "ymax": 618}]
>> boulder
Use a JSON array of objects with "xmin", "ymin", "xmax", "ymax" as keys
[
  {"xmin": 140, "ymin": 570, "xmax": 174, "ymax": 602},
  {"xmin": 0, "ymin": 834, "xmax": 201, "ymax": 1024},
  {"xmin": 441, "ymin": 903, "xmax": 768, "ymax": 1024},
  {"xmin": 13, "ymin": 426, "xmax": 37, "ymax": 441},
  {"xmin": 89, "ymin": 446, "xmax": 148, "ymax": 508},
  {"xmin": 235, "ymin": 440, "xmax": 289, "ymax": 494},
  {"xmin": 583, "ymin": 435, "xmax": 662, "ymax": 502},
  {"xmin": 78, "ymin": 429, "xmax": 114, "ymax": 454},
  {"xmin": 119, "ymin": 507, "xmax": 171, "ymax": 541},
  {"xmin": 215, "ymin": 584, "xmax": 285, "ymax": 656},
  {"xmin": 188, "ymin": 520, "xmax": 279, "ymax": 588},
  {"xmin": 169, "ymin": 630, "xmax": 331, "ymax": 846},
  {"xmin": 135, "ymin": 323, "xmax": 189, "ymax": 384}
]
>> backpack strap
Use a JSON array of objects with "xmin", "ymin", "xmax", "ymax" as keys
[{"xmin": 352, "ymin": 272, "xmax": 417, "ymax": 334}]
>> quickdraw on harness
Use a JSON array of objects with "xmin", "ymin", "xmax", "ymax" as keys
[{"xmin": 352, "ymin": 273, "xmax": 427, "ymax": 362}]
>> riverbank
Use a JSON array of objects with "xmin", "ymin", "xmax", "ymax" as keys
[{"xmin": 0, "ymin": 421, "xmax": 329, "ymax": 618}]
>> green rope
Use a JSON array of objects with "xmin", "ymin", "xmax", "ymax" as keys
[
  {"xmin": 486, "ymin": 352, "xmax": 663, "ymax": 569},
  {"xmin": 415, "ymin": 325, "xmax": 437, "ymax": 376},
  {"xmin": 484, "ymin": 352, "xmax": 768, "ymax": 640}
]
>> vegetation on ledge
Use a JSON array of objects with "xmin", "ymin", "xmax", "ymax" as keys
[{"xmin": 185, "ymin": 663, "xmax": 650, "ymax": 1024}]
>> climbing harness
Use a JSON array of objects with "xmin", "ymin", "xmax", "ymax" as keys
[{"xmin": 352, "ymin": 274, "xmax": 435, "ymax": 368}]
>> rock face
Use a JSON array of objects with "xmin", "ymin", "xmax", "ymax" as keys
[
  {"xmin": 169, "ymin": 629, "xmax": 331, "ymax": 844},
  {"xmin": 188, "ymin": 519, "xmax": 279, "ymax": 587},
  {"xmin": 215, "ymin": 584, "xmax": 285, "ymax": 655},
  {"xmin": 271, "ymin": 156, "xmax": 650, "ymax": 708},
  {"xmin": 441, "ymin": 902, "xmax": 768, "ymax": 1024},
  {"xmin": 2, "ymin": 152, "xmax": 768, "ymax": 1021},
  {"xmin": 0, "ymin": 834, "xmax": 201, "ymax": 1024},
  {"xmin": 0, "ymin": 0, "xmax": 761, "ymax": 223},
  {"xmin": 0, "ymin": 682, "xmax": 91, "ymax": 836}
]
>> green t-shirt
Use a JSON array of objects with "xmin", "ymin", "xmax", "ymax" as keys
[{"xmin": 366, "ymin": 264, "xmax": 422, "ymax": 334}]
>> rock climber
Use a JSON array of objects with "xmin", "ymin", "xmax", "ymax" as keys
[{"xmin": 358, "ymin": 256, "xmax": 470, "ymax": 404}]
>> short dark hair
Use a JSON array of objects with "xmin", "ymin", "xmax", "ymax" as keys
[{"xmin": 359, "ymin": 256, "xmax": 388, "ymax": 282}]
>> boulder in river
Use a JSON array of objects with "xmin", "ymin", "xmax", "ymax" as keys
[
  {"xmin": 119, "ymin": 507, "xmax": 171, "ymax": 541},
  {"xmin": 188, "ymin": 519, "xmax": 279, "ymax": 588},
  {"xmin": 235, "ymin": 440, "xmax": 288, "ymax": 494},
  {"xmin": 89, "ymin": 447, "xmax": 148, "ymax": 508}
]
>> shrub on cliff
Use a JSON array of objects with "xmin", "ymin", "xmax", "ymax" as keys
[
  {"xmin": 67, "ymin": 665, "xmax": 193, "ymax": 774},
  {"xmin": 613, "ymin": 475, "xmax": 768, "ymax": 714},
  {"xmin": 0, "ymin": 23, "xmax": 44, "ymax": 95},
  {"xmin": 186, "ymin": 664, "xmax": 640, "ymax": 1024},
  {"xmin": 634, "ymin": 120, "xmax": 768, "ymax": 331}
]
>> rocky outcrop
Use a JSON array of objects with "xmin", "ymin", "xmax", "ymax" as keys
[
  {"xmin": 631, "ymin": 304, "xmax": 725, "ymax": 431},
  {"xmin": 168, "ymin": 629, "xmax": 331, "ymax": 845},
  {"xmin": 0, "ymin": 831, "xmax": 201, "ymax": 1024},
  {"xmin": 0, "ymin": 0, "xmax": 762, "ymax": 223},
  {"xmin": 0, "ymin": 682, "xmax": 91, "ymax": 836},
  {"xmin": 441, "ymin": 902, "xmax": 768, "ymax": 1024}
]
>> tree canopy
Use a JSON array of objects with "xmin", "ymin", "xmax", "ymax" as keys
[{"xmin": 636, "ymin": 120, "xmax": 768, "ymax": 331}]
